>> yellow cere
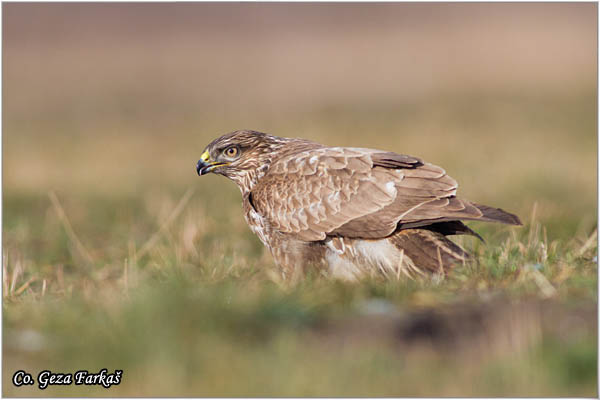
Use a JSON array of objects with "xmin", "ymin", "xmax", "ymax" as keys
[{"xmin": 200, "ymin": 150, "xmax": 210, "ymax": 162}]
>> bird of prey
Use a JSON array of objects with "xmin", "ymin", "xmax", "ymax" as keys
[{"xmin": 196, "ymin": 130, "xmax": 521, "ymax": 280}]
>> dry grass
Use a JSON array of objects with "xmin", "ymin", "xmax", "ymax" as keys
[
  {"xmin": 3, "ymin": 3, "xmax": 597, "ymax": 397},
  {"xmin": 2, "ymin": 197, "xmax": 597, "ymax": 396}
]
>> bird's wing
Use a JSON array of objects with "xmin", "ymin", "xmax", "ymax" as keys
[{"xmin": 251, "ymin": 147, "xmax": 519, "ymax": 241}]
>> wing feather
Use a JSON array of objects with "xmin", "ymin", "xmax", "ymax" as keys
[{"xmin": 251, "ymin": 146, "xmax": 519, "ymax": 241}]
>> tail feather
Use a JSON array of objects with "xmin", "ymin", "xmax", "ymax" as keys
[
  {"xmin": 389, "ymin": 203, "xmax": 520, "ymax": 276},
  {"xmin": 396, "ymin": 199, "xmax": 522, "ymax": 231},
  {"xmin": 472, "ymin": 203, "xmax": 522, "ymax": 226},
  {"xmin": 424, "ymin": 220, "xmax": 484, "ymax": 242},
  {"xmin": 390, "ymin": 229, "xmax": 471, "ymax": 275}
]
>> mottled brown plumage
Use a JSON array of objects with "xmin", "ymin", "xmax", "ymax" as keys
[{"xmin": 196, "ymin": 130, "xmax": 521, "ymax": 280}]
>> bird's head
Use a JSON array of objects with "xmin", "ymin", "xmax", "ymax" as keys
[{"xmin": 197, "ymin": 130, "xmax": 315, "ymax": 193}]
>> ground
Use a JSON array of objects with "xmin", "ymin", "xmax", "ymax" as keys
[{"xmin": 2, "ymin": 3, "xmax": 597, "ymax": 396}]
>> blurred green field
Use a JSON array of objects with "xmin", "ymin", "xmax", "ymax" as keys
[{"xmin": 3, "ymin": 3, "xmax": 598, "ymax": 397}]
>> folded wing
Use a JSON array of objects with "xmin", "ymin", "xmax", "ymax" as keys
[{"xmin": 250, "ymin": 147, "xmax": 521, "ymax": 241}]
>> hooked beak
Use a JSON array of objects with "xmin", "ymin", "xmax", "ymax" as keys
[
  {"xmin": 196, "ymin": 159, "xmax": 211, "ymax": 176},
  {"xmin": 196, "ymin": 150, "xmax": 227, "ymax": 176}
]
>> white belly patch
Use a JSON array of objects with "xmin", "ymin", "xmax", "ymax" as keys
[{"xmin": 325, "ymin": 237, "xmax": 417, "ymax": 280}]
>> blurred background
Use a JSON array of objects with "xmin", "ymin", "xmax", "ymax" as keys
[{"xmin": 3, "ymin": 3, "xmax": 597, "ymax": 397}]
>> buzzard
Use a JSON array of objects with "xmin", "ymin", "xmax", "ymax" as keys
[{"xmin": 196, "ymin": 130, "xmax": 521, "ymax": 280}]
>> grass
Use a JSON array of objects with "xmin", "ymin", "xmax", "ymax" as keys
[
  {"xmin": 2, "ymin": 185, "xmax": 597, "ymax": 396},
  {"xmin": 4, "ymin": 95, "xmax": 597, "ymax": 395},
  {"xmin": 3, "ymin": 3, "xmax": 597, "ymax": 396},
  {"xmin": 3, "ymin": 95, "xmax": 597, "ymax": 396}
]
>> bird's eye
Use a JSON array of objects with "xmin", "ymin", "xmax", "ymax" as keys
[{"xmin": 224, "ymin": 146, "xmax": 239, "ymax": 158}]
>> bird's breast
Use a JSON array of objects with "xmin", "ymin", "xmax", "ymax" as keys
[{"xmin": 243, "ymin": 202, "xmax": 272, "ymax": 250}]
